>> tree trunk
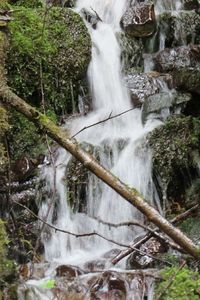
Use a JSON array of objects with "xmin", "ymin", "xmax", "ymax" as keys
[{"xmin": 0, "ymin": 30, "xmax": 200, "ymax": 260}]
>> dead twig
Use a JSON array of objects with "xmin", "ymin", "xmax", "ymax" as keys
[
  {"xmin": 71, "ymin": 108, "xmax": 135, "ymax": 138},
  {"xmin": 111, "ymin": 205, "xmax": 198, "ymax": 265}
]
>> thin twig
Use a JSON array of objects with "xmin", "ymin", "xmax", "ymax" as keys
[
  {"xmin": 12, "ymin": 200, "xmax": 173, "ymax": 266},
  {"xmin": 71, "ymin": 108, "xmax": 135, "ymax": 138}
]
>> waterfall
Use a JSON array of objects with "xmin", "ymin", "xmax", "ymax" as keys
[{"xmin": 39, "ymin": 0, "xmax": 161, "ymax": 268}]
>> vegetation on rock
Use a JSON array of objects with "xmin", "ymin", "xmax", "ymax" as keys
[
  {"xmin": 155, "ymin": 266, "xmax": 200, "ymax": 299},
  {"xmin": 7, "ymin": 5, "xmax": 91, "ymax": 115},
  {"xmin": 148, "ymin": 115, "xmax": 200, "ymax": 185}
]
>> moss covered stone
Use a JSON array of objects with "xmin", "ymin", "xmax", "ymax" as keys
[
  {"xmin": 7, "ymin": 5, "xmax": 91, "ymax": 114},
  {"xmin": 0, "ymin": 219, "xmax": 15, "ymax": 286},
  {"xmin": 148, "ymin": 115, "xmax": 200, "ymax": 185},
  {"xmin": 0, "ymin": 107, "xmax": 9, "ymax": 171}
]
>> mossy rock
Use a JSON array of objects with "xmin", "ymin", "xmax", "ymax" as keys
[
  {"xmin": 0, "ymin": 219, "xmax": 16, "ymax": 286},
  {"xmin": 9, "ymin": 0, "xmax": 44, "ymax": 8},
  {"xmin": 148, "ymin": 115, "xmax": 200, "ymax": 204},
  {"xmin": 0, "ymin": 107, "xmax": 9, "ymax": 171},
  {"xmin": 155, "ymin": 266, "xmax": 200, "ymax": 299},
  {"xmin": 7, "ymin": 5, "xmax": 91, "ymax": 114},
  {"xmin": 179, "ymin": 216, "xmax": 200, "ymax": 240}
]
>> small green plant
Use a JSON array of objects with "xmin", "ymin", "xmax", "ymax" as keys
[
  {"xmin": 155, "ymin": 266, "xmax": 200, "ymax": 299},
  {"xmin": 39, "ymin": 279, "xmax": 55, "ymax": 289}
]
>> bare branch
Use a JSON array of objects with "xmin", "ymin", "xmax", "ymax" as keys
[
  {"xmin": 111, "ymin": 205, "xmax": 199, "ymax": 265},
  {"xmin": 71, "ymin": 108, "xmax": 135, "ymax": 138}
]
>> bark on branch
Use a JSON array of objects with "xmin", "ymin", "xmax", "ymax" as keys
[{"xmin": 0, "ymin": 30, "xmax": 200, "ymax": 260}]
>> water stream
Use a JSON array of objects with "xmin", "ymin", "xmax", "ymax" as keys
[{"xmin": 19, "ymin": 1, "xmax": 186, "ymax": 299}]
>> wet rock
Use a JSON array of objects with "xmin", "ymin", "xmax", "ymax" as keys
[
  {"xmin": 185, "ymin": 178, "xmax": 200, "ymax": 209},
  {"xmin": 158, "ymin": 11, "xmax": 200, "ymax": 47},
  {"xmin": 183, "ymin": 0, "xmax": 200, "ymax": 11},
  {"xmin": 121, "ymin": 1, "xmax": 156, "ymax": 37},
  {"xmin": 154, "ymin": 45, "xmax": 200, "ymax": 94},
  {"xmin": 148, "ymin": 115, "xmax": 200, "ymax": 204},
  {"xmin": 127, "ymin": 237, "xmax": 166, "ymax": 269},
  {"xmin": 172, "ymin": 67, "xmax": 200, "ymax": 95},
  {"xmin": 81, "ymin": 8, "xmax": 102, "ymax": 29},
  {"xmin": 154, "ymin": 45, "xmax": 200, "ymax": 72},
  {"xmin": 142, "ymin": 91, "xmax": 192, "ymax": 123},
  {"xmin": 124, "ymin": 72, "xmax": 173, "ymax": 107},
  {"xmin": 91, "ymin": 289, "xmax": 125, "ymax": 300},
  {"xmin": 84, "ymin": 259, "xmax": 107, "ymax": 272},
  {"xmin": 65, "ymin": 143, "xmax": 93, "ymax": 213},
  {"xmin": 12, "ymin": 154, "xmax": 45, "ymax": 182},
  {"xmin": 117, "ymin": 32, "xmax": 144, "ymax": 73},
  {"xmin": 56, "ymin": 264, "xmax": 84, "ymax": 279}
]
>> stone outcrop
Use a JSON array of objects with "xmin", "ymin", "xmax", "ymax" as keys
[
  {"xmin": 154, "ymin": 45, "xmax": 200, "ymax": 94},
  {"xmin": 121, "ymin": 1, "xmax": 156, "ymax": 37}
]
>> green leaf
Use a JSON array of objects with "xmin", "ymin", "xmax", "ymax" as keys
[{"xmin": 39, "ymin": 279, "xmax": 55, "ymax": 289}]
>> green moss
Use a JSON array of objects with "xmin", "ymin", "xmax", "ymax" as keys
[
  {"xmin": 0, "ymin": 219, "xmax": 15, "ymax": 285},
  {"xmin": 11, "ymin": 0, "xmax": 44, "ymax": 8},
  {"xmin": 0, "ymin": 107, "xmax": 9, "ymax": 170},
  {"xmin": 8, "ymin": 109, "xmax": 57, "ymax": 160},
  {"xmin": 179, "ymin": 217, "xmax": 200, "ymax": 240},
  {"xmin": 7, "ymin": 5, "xmax": 91, "ymax": 114},
  {"xmin": 155, "ymin": 266, "xmax": 200, "ymax": 299},
  {"xmin": 148, "ymin": 115, "xmax": 200, "ymax": 184}
]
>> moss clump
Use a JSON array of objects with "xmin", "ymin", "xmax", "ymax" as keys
[
  {"xmin": 0, "ymin": 107, "xmax": 9, "ymax": 171},
  {"xmin": 148, "ymin": 115, "xmax": 200, "ymax": 184},
  {"xmin": 10, "ymin": 0, "xmax": 44, "ymax": 8},
  {"xmin": 0, "ymin": 219, "xmax": 15, "ymax": 286},
  {"xmin": 155, "ymin": 266, "xmax": 200, "ymax": 299},
  {"xmin": 7, "ymin": 5, "xmax": 91, "ymax": 114},
  {"xmin": 179, "ymin": 217, "xmax": 200, "ymax": 240}
]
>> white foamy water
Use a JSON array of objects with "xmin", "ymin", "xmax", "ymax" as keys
[{"xmin": 39, "ymin": 0, "xmax": 162, "ymax": 268}]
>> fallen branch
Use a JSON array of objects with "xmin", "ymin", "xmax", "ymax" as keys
[
  {"xmin": 111, "ymin": 205, "xmax": 198, "ymax": 265},
  {"xmin": 13, "ymin": 200, "xmax": 173, "ymax": 266}
]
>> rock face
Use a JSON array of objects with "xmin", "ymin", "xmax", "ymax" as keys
[
  {"xmin": 124, "ymin": 72, "xmax": 173, "ymax": 107},
  {"xmin": 154, "ymin": 45, "xmax": 200, "ymax": 94},
  {"xmin": 148, "ymin": 116, "xmax": 200, "ymax": 207},
  {"xmin": 158, "ymin": 10, "xmax": 200, "ymax": 47},
  {"xmin": 121, "ymin": 1, "xmax": 156, "ymax": 37},
  {"xmin": 183, "ymin": 0, "xmax": 200, "ymax": 10}
]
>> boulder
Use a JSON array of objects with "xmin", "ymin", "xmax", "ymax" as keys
[
  {"xmin": 124, "ymin": 72, "xmax": 173, "ymax": 107},
  {"xmin": 81, "ymin": 8, "xmax": 102, "ymax": 29},
  {"xmin": 121, "ymin": 1, "xmax": 156, "ymax": 37},
  {"xmin": 117, "ymin": 32, "xmax": 144, "ymax": 73},
  {"xmin": 154, "ymin": 45, "xmax": 200, "ymax": 94},
  {"xmin": 154, "ymin": 45, "xmax": 200, "ymax": 72},
  {"xmin": 158, "ymin": 10, "xmax": 200, "ymax": 47},
  {"xmin": 148, "ymin": 115, "xmax": 200, "ymax": 206},
  {"xmin": 183, "ymin": 0, "xmax": 200, "ymax": 10},
  {"xmin": 142, "ymin": 91, "xmax": 192, "ymax": 123}
]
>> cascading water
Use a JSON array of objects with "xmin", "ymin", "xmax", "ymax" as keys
[
  {"xmin": 19, "ymin": 1, "xmax": 171, "ymax": 299},
  {"xmin": 39, "ymin": 0, "xmax": 161, "ymax": 267}
]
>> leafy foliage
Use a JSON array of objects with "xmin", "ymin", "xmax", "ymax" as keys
[{"xmin": 155, "ymin": 266, "xmax": 200, "ymax": 299}]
